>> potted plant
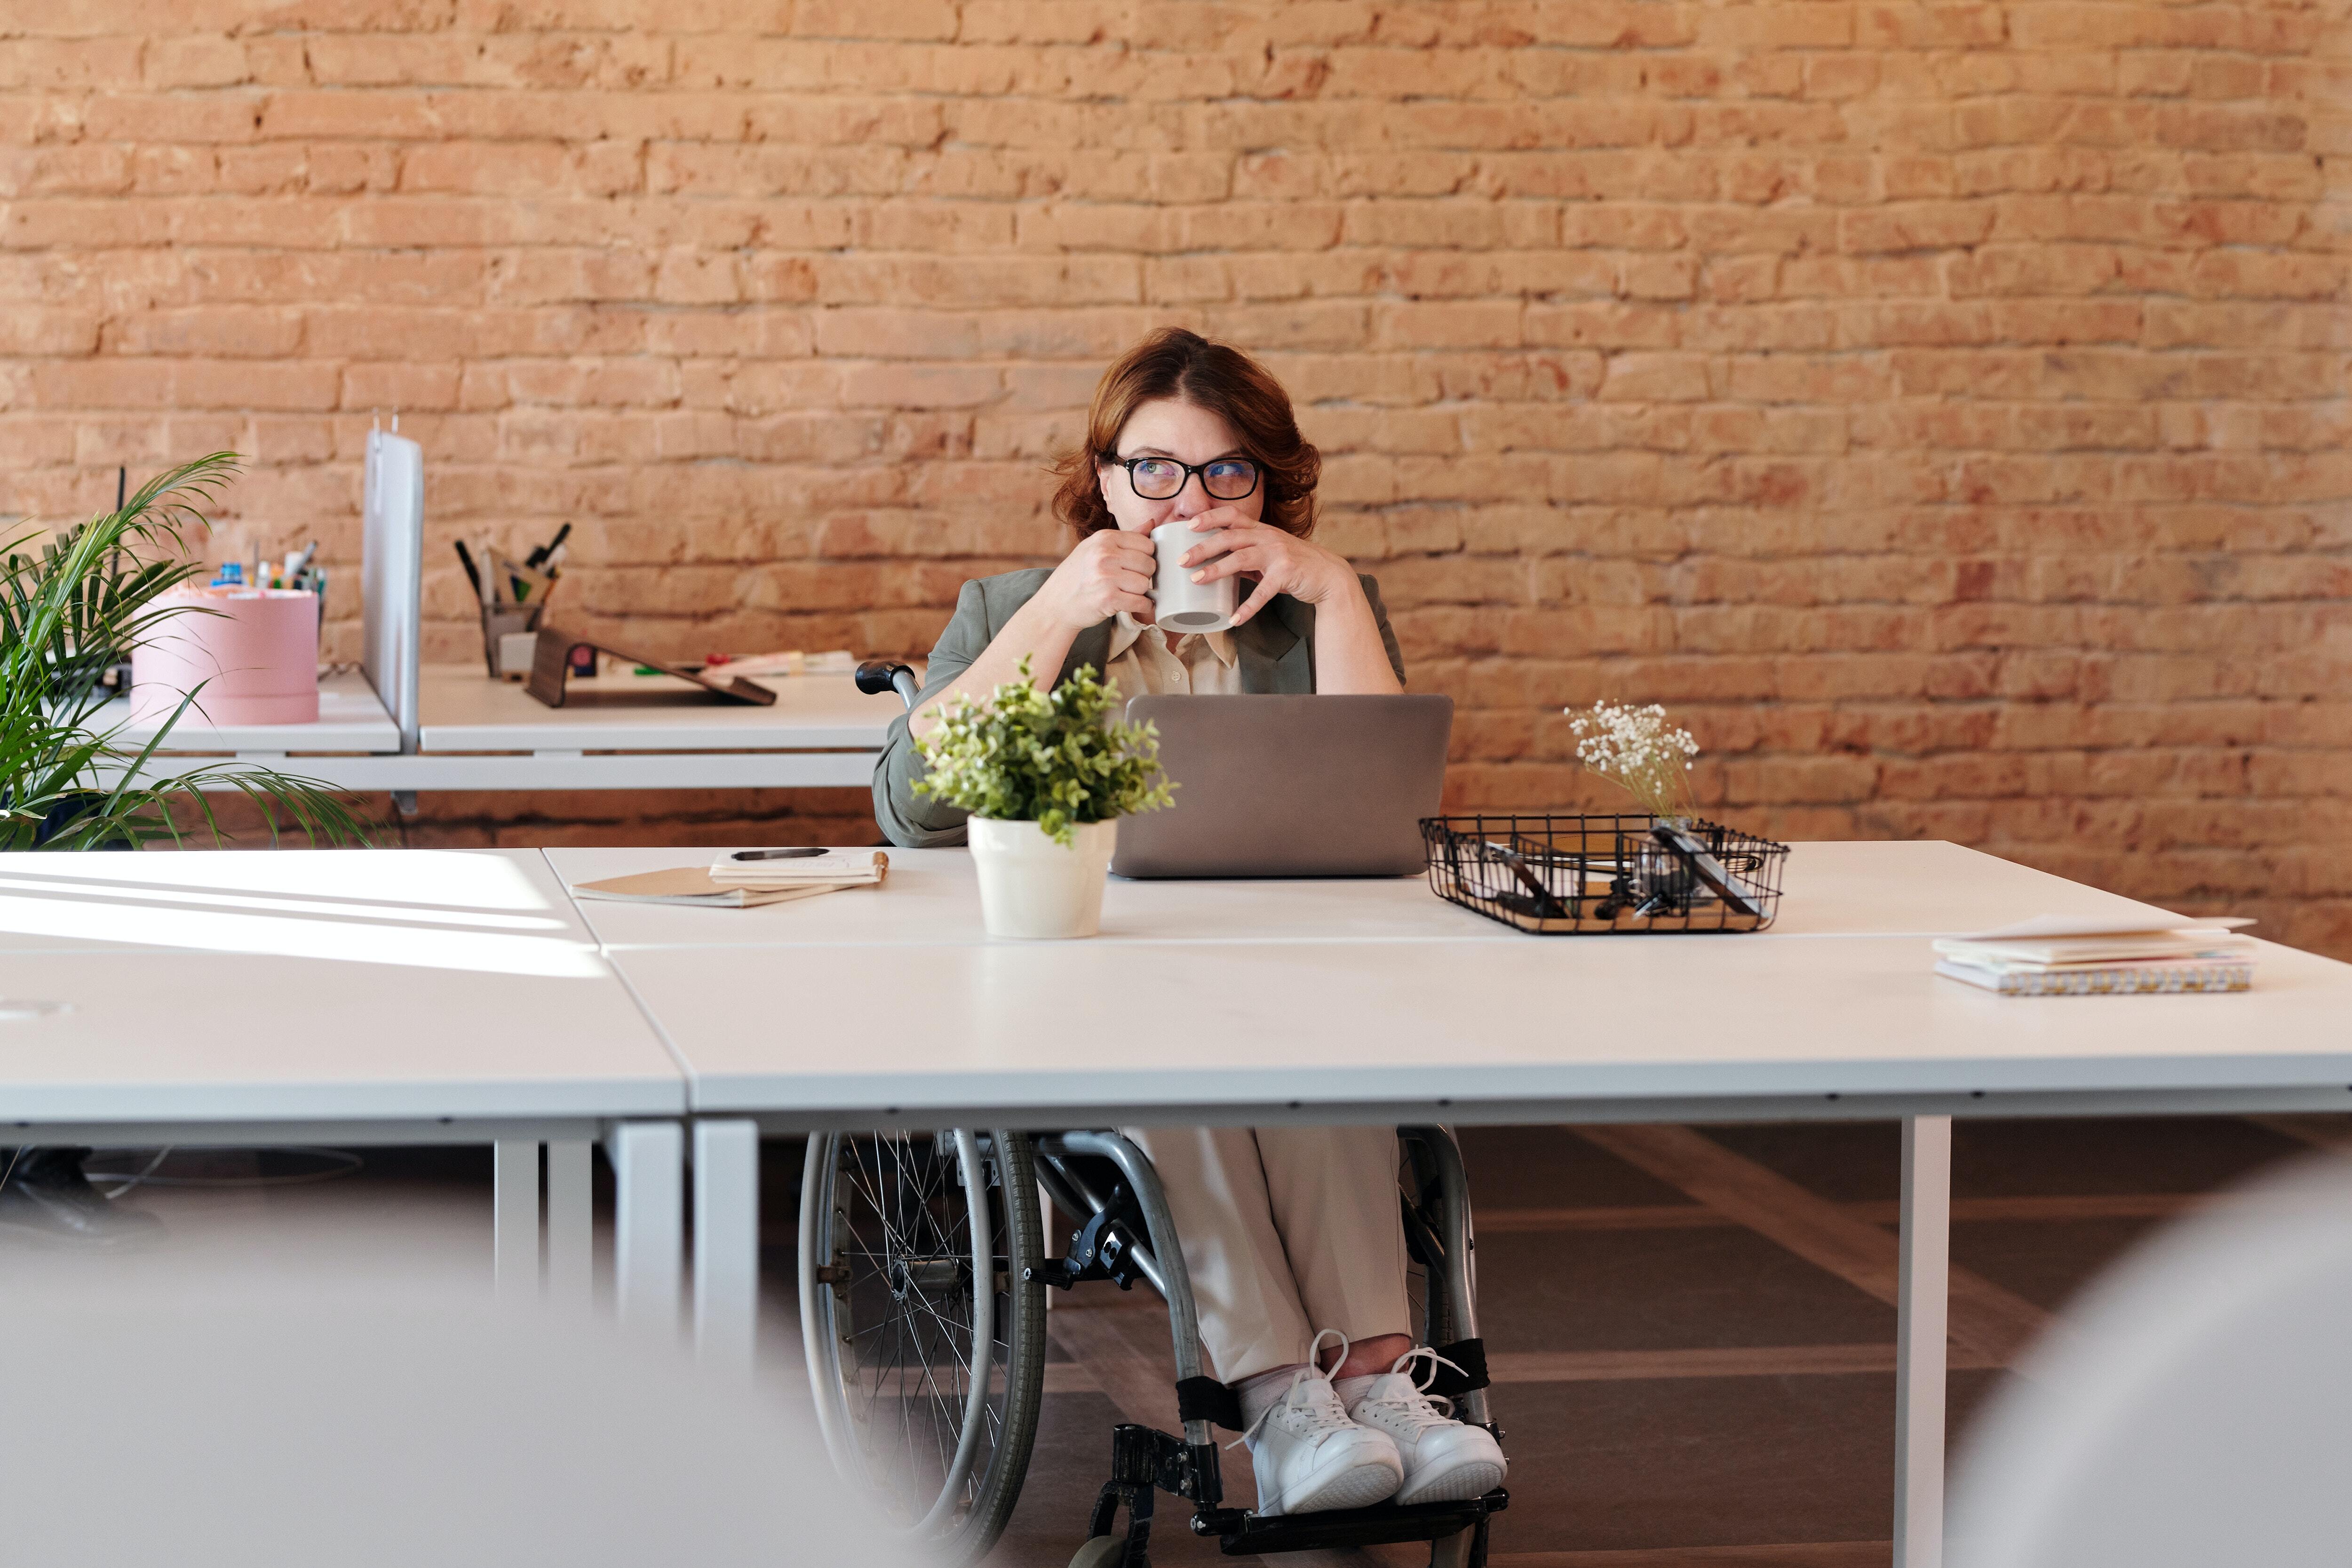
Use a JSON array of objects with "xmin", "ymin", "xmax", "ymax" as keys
[
  {"xmin": 2, "ymin": 453, "xmax": 371, "ymax": 850},
  {"xmin": 913, "ymin": 659, "xmax": 1172, "ymax": 939}
]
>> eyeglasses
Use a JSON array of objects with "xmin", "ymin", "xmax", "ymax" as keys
[{"xmin": 1104, "ymin": 454, "xmax": 1261, "ymax": 502}]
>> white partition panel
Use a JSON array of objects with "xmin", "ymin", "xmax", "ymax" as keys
[{"xmin": 360, "ymin": 425, "xmax": 423, "ymax": 754}]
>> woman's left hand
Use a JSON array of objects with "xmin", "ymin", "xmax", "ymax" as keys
[{"xmin": 1177, "ymin": 508, "xmax": 1362, "ymax": 628}]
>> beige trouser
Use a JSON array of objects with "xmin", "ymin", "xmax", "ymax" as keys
[{"xmin": 1117, "ymin": 1124, "xmax": 1413, "ymax": 1384}]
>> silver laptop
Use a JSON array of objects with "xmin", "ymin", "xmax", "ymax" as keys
[{"xmin": 1112, "ymin": 694, "xmax": 1453, "ymax": 878}]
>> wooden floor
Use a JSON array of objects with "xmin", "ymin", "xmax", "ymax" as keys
[{"xmin": 931, "ymin": 1114, "xmax": 2349, "ymax": 1568}]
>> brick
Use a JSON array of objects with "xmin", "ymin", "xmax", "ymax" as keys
[
  {"xmin": 102, "ymin": 308, "xmax": 303, "ymax": 358},
  {"xmin": 793, "ymin": 0, "xmax": 959, "ymax": 40},
  {"xmin": 1839, "ymin": 200, "xmax": 1998, "ymax": 253},
  {"xmin": 1595, "ymin": 352, "xmax": 1713, "ymax": 403}
]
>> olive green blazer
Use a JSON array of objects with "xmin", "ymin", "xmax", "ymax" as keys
[{"xmin": 872, "ymin": 568, "xmax": 1406, "ymax": 848}]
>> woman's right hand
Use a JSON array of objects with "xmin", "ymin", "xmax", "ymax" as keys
[
  {"xmin": 1028, "ymin": 527, "xmax": 1157, "ymax": 630},
  {"xmin": 909, "ymin": 528, "xmax": 1155, "ymax": 737}
]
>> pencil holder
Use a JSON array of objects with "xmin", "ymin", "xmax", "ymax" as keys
[
  {"xmin": 480, "ymin": 602, "xmax": 543, "ymax": 678},
  {"xmin": 1421, "ymin": 813, "xmax": 1788, "ymax": 934}
]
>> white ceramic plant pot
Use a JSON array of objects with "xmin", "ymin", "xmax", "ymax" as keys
[{"xmin": 968, "ymin": 817, "xmax": 1119, "ymax": 939}]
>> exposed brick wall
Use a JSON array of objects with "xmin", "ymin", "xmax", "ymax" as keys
[{"xmin": 7, "ymin": 3, "xmax": 2350, "ymax": 952}]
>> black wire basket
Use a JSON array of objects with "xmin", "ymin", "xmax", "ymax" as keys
[{"xmin": 1421, "ymin": 814, "xmax": 1789, "ymax": 934}]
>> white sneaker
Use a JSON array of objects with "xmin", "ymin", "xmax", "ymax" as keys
[
  {"xmin": 1240, "ymin": 1332, "xmax": 1404, "ymax": 1516},
  {"xmin": 1343, "ymin": 1348, "xmax": 1507, "ymax": 1507}
]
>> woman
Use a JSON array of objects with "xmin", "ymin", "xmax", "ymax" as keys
[{"xmin": 874, "ymin": 329, "xmax": 1505, "ymax": 1517}]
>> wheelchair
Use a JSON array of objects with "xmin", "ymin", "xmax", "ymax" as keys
[{"xmin": 797, "ymin": 666, "xmax": 1508, "ymax": 1567}]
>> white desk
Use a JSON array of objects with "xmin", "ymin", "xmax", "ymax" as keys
[
  {"xmin": 95, "ymin": 669, "xmax": 403, "ymax": 761},
  {"xmin": 95, "ymin": 665, "xmax": 893, "ymax": 796},
  {"xmin": 409, "ymin": 665, "xmax": 886, "ymax": 789},
  {"xmin": 0, "ymin": 849, "xmax": 690, "ymax": 1324},
  {"xmin": 600, "ymin": 928, "xmax": 2352, "ymax": 1125},
  {"xmin": 549, "ymin": 839, "xmax": 2188, "ymax": 952},
  {"xmin": 547, "ymin": 839, "xmax": 2352, "ymax": 1568}
]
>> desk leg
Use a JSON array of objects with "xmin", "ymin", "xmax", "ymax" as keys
[
  {"xmin": 610, "ymin": 1122, "xmax": 684, "ymax": 1333},
  {"xmin": 1895, "ymin": 1114, "xmax": 1952, "ymax": 1568},
  {"xmin": 693, "ymin": 1120, "xmax": 760, "ymax": 1370},
  {"xmin": 493, "ymin": 1139, "xmax": 540, "ymax": 1299},
  {"xmin": 546, "ymin": 1138, "xmax": 593, "ymax": 1309}
]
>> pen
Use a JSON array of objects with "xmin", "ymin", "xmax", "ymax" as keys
[
  {"xmin": 288, "ymin": 539, "xmax": 319, "ymax": 580},
  {"xmin": 729, "ymin": 847, "xmax": 826, "ymax": 861},
  {"xmin": 453, "ymin": 540, "xmax": 483, "ymax": 598}
]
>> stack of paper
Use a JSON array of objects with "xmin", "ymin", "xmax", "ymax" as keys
[
  {"xmin": 1933, "ymin": 915, "xmax": 2256, "ymax": 996},
  {"xmin": 570, "ymin": 850, "xmax": 888, "ymax": 909}
]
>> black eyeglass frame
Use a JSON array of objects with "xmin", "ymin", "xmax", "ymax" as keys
[{"xmin": 1100, "ymin": 453, "xmax": 1263, "ymax": 502}]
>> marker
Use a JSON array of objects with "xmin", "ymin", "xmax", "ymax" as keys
[
  {"xmin": 524, "ymin": 522, "xmax": 572, "ymax": 571},
  {"xmin": 453, "ymin": 541, "xmax": 483, "ymax": 599}
]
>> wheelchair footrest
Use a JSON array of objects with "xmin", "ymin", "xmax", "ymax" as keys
[{"xmin": 1197, "ymin": 1488, "xmax": 1507, "ymax": 1556}]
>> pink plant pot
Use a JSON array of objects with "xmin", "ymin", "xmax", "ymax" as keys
[{"xmin": 130, "ymin": 587, "xmax": 320, "ymax": 726}]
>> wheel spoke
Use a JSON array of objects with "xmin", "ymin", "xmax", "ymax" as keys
[{"xmin": 813, "ymin": 1134, "xmax": 1034, "ymax": 1549}]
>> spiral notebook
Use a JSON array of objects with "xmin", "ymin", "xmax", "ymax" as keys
[{"xmin": 1933, "ymin": 915, "xmax": 2256, "ymax": 996}]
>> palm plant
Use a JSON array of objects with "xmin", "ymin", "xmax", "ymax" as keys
[{"xmin": 0, "ymin": 453, "xmax": 373, "ymax": 850}]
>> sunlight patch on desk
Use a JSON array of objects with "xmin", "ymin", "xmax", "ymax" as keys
[
  {"xmin": 0, "ymin": 876, "xmax": 569, "ymax": 932},
  {"xmin": 0, "ymin": 894, "xmax": 604, "ymax": 977},
  {"xmin": 0, "ymin": 851, "xmax": 552, "ymax": 912}
]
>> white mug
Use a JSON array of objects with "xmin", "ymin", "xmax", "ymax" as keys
[{"xmin": 1150, "ymin": 521, "xmax": 1239, "ymax": 634}]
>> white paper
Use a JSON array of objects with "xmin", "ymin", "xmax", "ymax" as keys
[
  {"xmin": 707, "ymin": 849, "xmax": 887, "ymax": 885},
  {"xmin": 1936, "ymin": 939, "xmax": 2257, "ymax": 971},
  {"xmin": 1954, "ymin": 913, "xmax": 2255, "ymax": 943}
]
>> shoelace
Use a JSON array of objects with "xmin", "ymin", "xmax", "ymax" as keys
[
  {"xmin": 1229, "ymin": 1328, "xmax": 1353, "ymax": 1452},
  {"xmin": 1364, "ymin": 1345, "xmax": 1469, "ymax": 1426}
]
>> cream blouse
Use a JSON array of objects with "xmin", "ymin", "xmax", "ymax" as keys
[{"xmin": 1101, "ymin": 611, "xmax": 1242, "ymax": 700}]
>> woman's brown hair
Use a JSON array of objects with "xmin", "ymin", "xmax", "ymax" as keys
[{"xmin": 1051, "ymin": 328, "xmax": 1321, "ymax": 539}]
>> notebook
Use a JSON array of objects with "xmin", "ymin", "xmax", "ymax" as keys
[{"xmin": 1933, "ymin": 915, "xmax": 2256, "ymax": 996}]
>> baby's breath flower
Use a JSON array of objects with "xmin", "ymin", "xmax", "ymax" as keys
[{"xmin": 1565, "ymin": 700, "xmax": 1700, "ymax": 823}]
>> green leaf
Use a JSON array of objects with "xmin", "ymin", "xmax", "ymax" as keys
[{"xmin": 910, "ymin": 656, "xmax": 1176, "ymax": 847}]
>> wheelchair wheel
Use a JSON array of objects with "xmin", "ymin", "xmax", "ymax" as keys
[{"xmin": 801, "ymin": 1130, "xmax": 1045, "ymax": 1564}]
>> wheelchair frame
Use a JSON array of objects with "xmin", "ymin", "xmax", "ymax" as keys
[
  {"xmin": 808, "ymin": 663, "xmax": 1509, "ymax": 1567},
  {"xmin": 802, "ymin": 1125, "xmax": 1504, "ymax": 1568},
  {"xmin": 1037, "ymin": 1126, "xmax": 1506, "ymax": 1568}
]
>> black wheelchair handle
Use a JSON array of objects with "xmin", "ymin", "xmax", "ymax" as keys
[{"xmin": 854, "ymin": 660, "xmax": 922, "ymax": 712}]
